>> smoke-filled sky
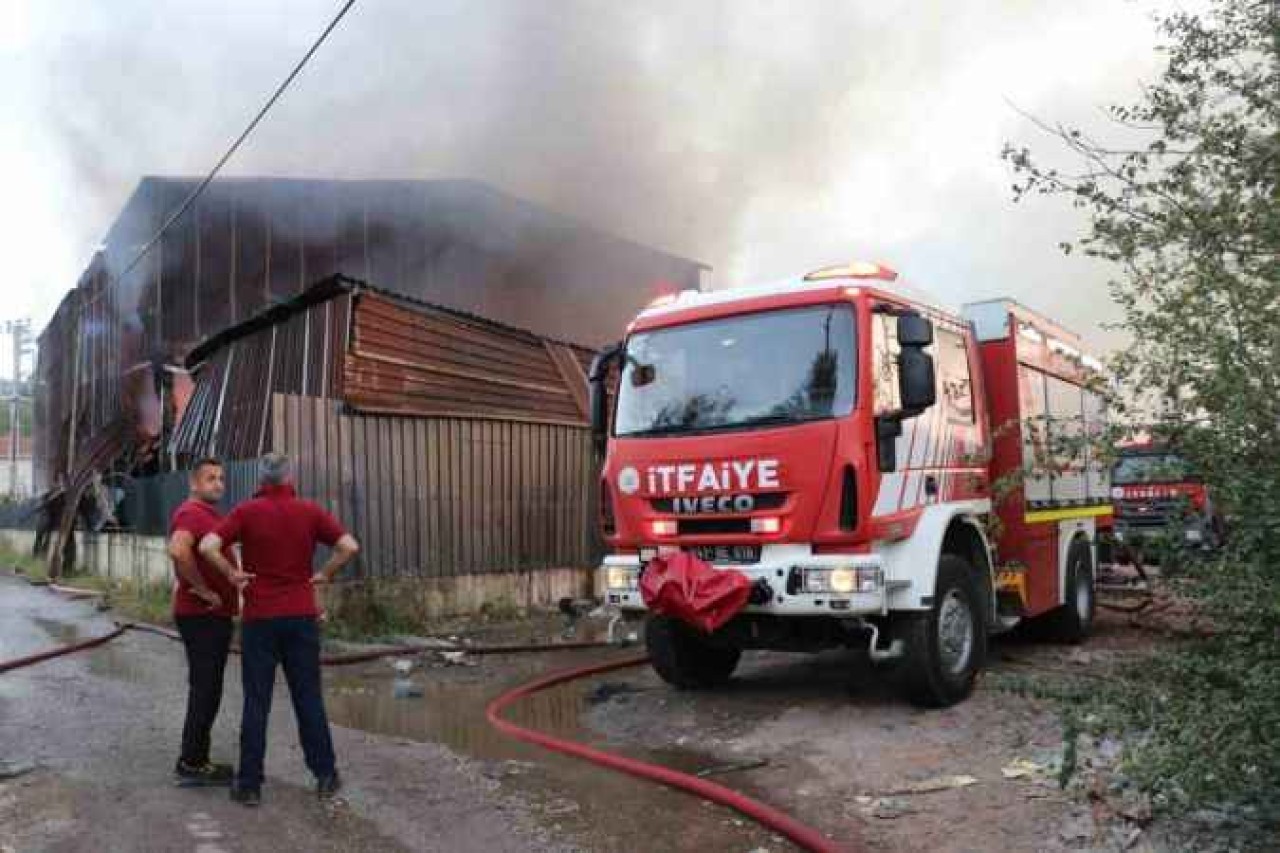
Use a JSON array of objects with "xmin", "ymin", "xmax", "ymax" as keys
[{"xmin": 1, "ymin": 0, "xmax": 1176, "ymax": 375}]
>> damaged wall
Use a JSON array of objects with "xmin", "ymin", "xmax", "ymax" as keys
[{"xmin": 34, "ymin": 176, "xmax": 703, "ymax": 494}]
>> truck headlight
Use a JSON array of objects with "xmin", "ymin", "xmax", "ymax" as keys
[
  {"xmin": 606, "ymin": 567, "xmax": 638, "ymax": 590},
  {"xmin": 801, "ymin": 566, "xmax": 881, "ymax": 594}
]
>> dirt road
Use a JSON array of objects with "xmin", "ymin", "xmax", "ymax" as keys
[
  {"xmin": 2, "ymin": 574, "xmax": 1167, "ymax": 852},
  {"xmin": 0, "ymin": 576, "xmax": 566, "ymax": 853}
]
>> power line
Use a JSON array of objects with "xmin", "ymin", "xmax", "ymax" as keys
[{"xmin": 115, "ymin": 0, "xmax": 358, "ymax": 283}]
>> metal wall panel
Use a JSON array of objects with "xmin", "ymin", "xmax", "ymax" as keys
[
  {"xmin": 272, "ymin": 394, "xmax": 597, "ymax": 579},
  {"xmin": 117, "ymin": 458, "xmax": 260, "ymax": 536}
]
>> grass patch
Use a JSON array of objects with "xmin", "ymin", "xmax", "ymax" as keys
[
  {"xmin": 322, "ymin": 584, "xmax": 425, "ymax": 641},
  {"xmin": 1, "ymin": 543, "xmax": 173, "ymax": 627},
  {"xmin": 0, "ymin": 542, "xmax": 49, "ymax": 583},
  {"xmin": 320, "ymin": 584, "xmax": 535, "ymax": 642}
]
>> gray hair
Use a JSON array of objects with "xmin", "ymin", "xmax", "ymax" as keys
[{"xmin": 258, "ymin": 452, "xmax": 293, "ymax": 486}]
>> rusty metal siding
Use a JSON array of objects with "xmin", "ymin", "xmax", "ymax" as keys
[
  {"xmin": 345, "ymin": 291, "xmax": 590, "ymax": 425},
  {"xmin": 170, "ymin": 292, "xmax": 351, "ymax": 463},
  {"xmin": 271, "ymin": 394, "xmax": 596, "ymax": 579}
]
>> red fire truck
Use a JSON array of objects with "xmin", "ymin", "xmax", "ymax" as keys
[
  {"xmin": 1110, "ymin": 441, "xmax": 1225, "ymax": 558},
  {"xmin": 590, "ymin": 263, "xmax": 1111, "ymax": 706}
]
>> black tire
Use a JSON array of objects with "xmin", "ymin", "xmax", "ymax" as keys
[
  {"xmin": 896, "ymin": 554, "xmax": 987, "ymax": 708},
  {"xmin": 645, "ymin": 614, "xmax": 741, "ymax": 689},
  {"xmin": 1042, "ymin": 540, "xmax": 1095, "ymax": 644}
]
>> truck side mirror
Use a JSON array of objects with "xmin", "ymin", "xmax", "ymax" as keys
[
  {"xmin": 899, "ymin": 346, "xmax": 936, "ymax": 414},
  {"xmin": 588, "ymin": 343, "xmax": 622, "ymax": 455},
  {"xmin": 874, "ymin": 312, "xmax": 937, "ymax": 472},
  {"xmin": 897, "ymin": 313, "xmax": 934, "ymax": 347}
]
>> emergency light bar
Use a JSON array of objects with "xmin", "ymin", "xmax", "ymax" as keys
[{"xmin": 803, "ymin": 262, "xmax": 898, "ymax": 282}]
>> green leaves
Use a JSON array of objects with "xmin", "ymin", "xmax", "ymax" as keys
[{"xmin": 1002, "ymin": 0, "xmax": 1280, "ymax": 832}]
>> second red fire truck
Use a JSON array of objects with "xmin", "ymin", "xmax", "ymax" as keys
[{"xmin": 591, "ymin": 263, "xmax": 1112, "ymax": 706}]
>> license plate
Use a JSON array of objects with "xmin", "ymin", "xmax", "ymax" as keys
[{"xmin": 686, "ymin": 544, "xmax": 762, "ymax": 564}]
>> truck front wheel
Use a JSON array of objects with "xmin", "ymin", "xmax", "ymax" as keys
[
  {"xmin": 896, "ymin": 555, "xmax": 986, "ymax": 708},
  {"xmin": 645, "ymin": 614, "xmax": 741, "ymax": 689}
]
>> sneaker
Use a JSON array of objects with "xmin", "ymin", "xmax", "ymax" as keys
[
  {"xmin": 316, "ymin": 772, "xmax": 343, "ymax": 800},
  {"xmin": 229, "ymin": 784, "xmax": 262, "ymax": 807},
  {"xmin": 173, "ymin": 760, "xmax": 234, "ymax": 787}
]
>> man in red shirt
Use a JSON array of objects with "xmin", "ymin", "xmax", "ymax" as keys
[
  {"xmin": 198, "ymin": 453, "xmax": 359, "ymax": 807},
  {"xmin": 167, "ymin": 457, "xmax": 239, "ymax": 786}
]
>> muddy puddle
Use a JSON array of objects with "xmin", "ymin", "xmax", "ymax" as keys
[{"xmin": 324, "ymin": 648, "xmax": 797, "ymax": 852}]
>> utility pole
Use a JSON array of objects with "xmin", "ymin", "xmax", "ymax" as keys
[{"xmin": 5, "ymin": 319, "xmax": 31, "ymax": 499}]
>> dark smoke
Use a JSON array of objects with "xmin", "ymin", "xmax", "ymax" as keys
[{"xmin": 21, "ymin": 0, "xmax": 1162, "ymax": 349}]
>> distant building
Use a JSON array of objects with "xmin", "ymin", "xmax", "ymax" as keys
[{"xmin": 0, "ymin": 433, "xmax": 34, "ymax": 500}]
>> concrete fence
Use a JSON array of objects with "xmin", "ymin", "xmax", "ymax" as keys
[{"xmin": 0, "ymin": 527, "xmax": 591, "ymax": 619}]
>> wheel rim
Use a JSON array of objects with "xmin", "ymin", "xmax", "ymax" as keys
[{"xmin": 937, "ymin": 589, "xmax": 975, "ymax": 676}]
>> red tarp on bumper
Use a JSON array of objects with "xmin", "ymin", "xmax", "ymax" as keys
[{"xmin": 639, "ymin": 552, "xmax": 752, "ymax": 634}]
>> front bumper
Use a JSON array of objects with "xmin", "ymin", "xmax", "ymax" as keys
[
  {"xmin": 599, "ymin": 549, "xmax": 895, "ymax": 617},
  {"xmin": 1113, "ymin": 519, "xmax": 1207, "ymax": 546}
]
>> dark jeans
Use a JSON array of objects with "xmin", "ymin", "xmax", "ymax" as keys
[
  {"xmin": 237, "ymin": 617, "xmax": 336, "ymax": 789},
  {"xmin": 175, "ymin": 614, "xmax": 234, "ymax": 766}
]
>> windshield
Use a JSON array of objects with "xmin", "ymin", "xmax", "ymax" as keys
[
  {"xmin": 1112, "ymin": 453, "xmax": 1192, "ymax": 485},
  {"xmin": 615, "ymin": 304, "xmax": 856, "ymax": 437}
]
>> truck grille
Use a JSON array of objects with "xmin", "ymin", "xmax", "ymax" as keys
[
  {"xmin": 1115, "ymin": 498, "xmax": 1185, "ymax": 529},
  {"xmin": 677, "ymin": 517, "xmax": 753, "ymax": 535}
]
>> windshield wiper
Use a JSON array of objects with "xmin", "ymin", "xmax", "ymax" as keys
[
  {"xmin": 620, "ymin": 413, "xmax": 824, "ymax": 438},
  {"xmin": 619, "ymin": 422, "xmax": 726, "ymax": 438},
  {"xmin": 731, "ymin": 413, "xmax": 825, "ymax": 429}
]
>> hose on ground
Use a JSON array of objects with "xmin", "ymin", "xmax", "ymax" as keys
[
  {"xmin": 1, "ymin": 596, "xmax": 850, "ymax": 852},
  {"xmin": 0, "ymin": 624, "xmax": 131, "ymax": 674},
  {"xmin": 124, "ymin": 621, "xmax": 624, "ymax": 666},
  {"xmin": 486, "ymin": 654, "xmax": 854, "ymax": 853}
]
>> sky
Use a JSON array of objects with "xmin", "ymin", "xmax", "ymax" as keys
[{"xmin": 0, "ymin": 0, "xmax": 1176, "ymax": 380}]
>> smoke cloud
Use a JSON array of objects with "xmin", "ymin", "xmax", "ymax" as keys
[{"xmin": 3, "ymin": 0, "xmax": 1165, "ymax": 350}]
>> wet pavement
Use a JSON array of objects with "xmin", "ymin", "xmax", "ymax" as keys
[
  {"xmin": 323, "ymin": 651, "xmax": 794, "ymax": 852},
  {"xmin": 0, "ymin": 576, "xmax": 564, "ymax": 853},
  {"xmin": 2, "ymin": 572, "xmax": 1178, "ymax": 852}
]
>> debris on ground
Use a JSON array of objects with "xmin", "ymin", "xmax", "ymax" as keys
[
  {"xmin": 1002, "ymin": 758, "xmax": 1050, "ymax": 780},
  {"xmin": 0, "ymin": 760, "xmax": 36, "ymax": 781},
  {"xmin": 392, "ymin": 678, "xmax": 424, "ymax": 699},
  {"xmin": 879, "ymin": 774, "xmax": 979, "ymax": 796},
  {"xmin": 584, "ymin": 681, "xmax": 640, "ymax": 705},
  {"xmin": 439, "ymin": 650, "xmax": 477, "ymax": 667},
  {"xmin": 865, "ymin": 797, "xmax": 918, "ymax": 819},
  {"xmin": 542, "ymin": 798, "xmax": 581, "ymax": 817},
  {"xmin": 695, "ymin": 758, "xmax": 769, "ymax": 778},
  {"xmin": 390, "ymin": 658, "xmax": 416, "ymax": 676},
  {"xmin": 1058, "ymin": 809, "xmax": 1097, "ymax": 842},
  {"xmin": 1067, "ymin": 649, "xmax": 1094, "ymax": 666}
]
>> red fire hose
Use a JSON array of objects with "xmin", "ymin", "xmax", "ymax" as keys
[
  {"xmin": 0, "ymin": 624, "xmax": 131, "ymax": 675},
  {"xmin": 485, "ymin": 654, "xmax": 852, "ymax": 853},
  {"xmin": 4, "ymin": 584, "xmax": 850, "ymax": 850}
]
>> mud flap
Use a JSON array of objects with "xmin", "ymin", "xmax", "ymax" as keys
[{"xmin": 639, "ymin": 552, "xmax": 752, "ymax": 634}]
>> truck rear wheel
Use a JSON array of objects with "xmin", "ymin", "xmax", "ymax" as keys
[
  {"xmin": 645, "ymin": 614, "xmax": 741, "ymax": 689},
  {"xmin": 1042, "ymin": 540, "xmax": 1095, "ymax": 644},
  {"xmin": 897, "ymin": 555, "xmax": 986, "ymax": 708}
]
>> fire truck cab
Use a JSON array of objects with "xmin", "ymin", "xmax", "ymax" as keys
[
  {"xmin": 590, "ymin": 263, "xmax": 1110, "ymax": 707},
  {"xmin": 1110, "ymin": 442, "xmax": 1225, "ymax": 556}
]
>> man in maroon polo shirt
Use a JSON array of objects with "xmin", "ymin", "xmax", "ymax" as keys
[
  {"xmin": 198, "ymin": 452, "xmax": 359, "ymax": 807},
  {"xmin": 167, "ymin": 457, "xmax": 239, "ymax": 786}
]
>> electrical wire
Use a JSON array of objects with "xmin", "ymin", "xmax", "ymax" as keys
[{"xmin": 114, "ymin": 0, "xmax": 358, "ymax": 284}]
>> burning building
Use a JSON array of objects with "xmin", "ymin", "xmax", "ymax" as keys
[{"xmin": 31, "ymin": 176, "xmax": 706, "ymax": 580}]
